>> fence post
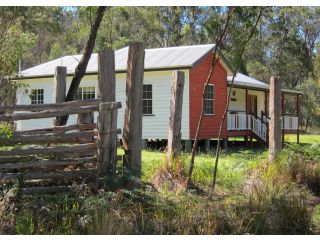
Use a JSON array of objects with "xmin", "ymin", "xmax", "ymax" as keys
[
  {"xmin": 269, "ymin": 76, "xmax": 282, "ymax": 162},
  {"xmin": 97, "ymin": 102, "xmax": 120, "ymax": 177},
  {"xmin": 98, "ymin": 49, "xmax": 115, "ymax": 102},
  {"xmin": 122, "ymin": 42, "xmax": 145, "ymax": 178},
  {"xmin": 97, "ymin": 49, "xmax": 117, "ymax": 171},
  {"xmin": 167, "ymin": 71, "xmax": 185, "ymax": 160},
  {"xmin": 53, "ymin": 66, "xmax": 66, "ymax": 126}
]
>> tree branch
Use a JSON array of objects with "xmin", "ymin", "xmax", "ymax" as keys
[
  {"xmin": 187, "ymin": 7, "xmax": 234, "ymax": 184},
  {"xmin": 212, "ymin": 7, "xmax": 264, "ymax": 189},
  {"xmin": 55, "ymin": 6, "xmax": 106, "ymax": 126}
]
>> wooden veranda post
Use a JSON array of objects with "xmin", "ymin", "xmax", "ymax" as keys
[
  {"xmin": 97, "ymin": 102, "xmax": 120, "ymax": 177},
  {"xmin": 269, "ymin": 76, "xmax": 282, "ymax": 162},
  {"xmin": 245, "ymin": 88, "xmax": 249, "ymax": 146},
  {"xmin": 167, "ymin": 71, "xmax": 185, "ymax": 160},
  {"xmin": 297, "ymin": 94, "xmax": 301, "ymax": 144},
  {"xmin": 122, "ymin": 42, "xmax": 145, "ymax": 178},
  {"xmin": 97, "ymin": 49, "xmax": 117, "ymax": 173},
  {"xmin": 281, "ymin": 92, "xmax": 285, "ymax": 143},
  {"xmin": 53, "ymin": 66, "xmax": 66, "ymax": 126}
]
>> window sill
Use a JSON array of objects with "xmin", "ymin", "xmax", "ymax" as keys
[
  {"xmin": 143, "ymin": 114, "xmax": 155, "ymax": 116},
  {"xmin": 204, "ymin": 114, "xmax": 215, "ymax": 117}
]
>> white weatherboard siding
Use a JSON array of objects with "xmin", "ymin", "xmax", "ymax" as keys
[
  {"xmin": 227, "ymin": 87, "xmax": 265, "ymax": 117},
  {"xmin": 16, "ymin": 70, "xmax": 190, "ymax": 140},
  {"xmin": 16, "ymin": 78, "xmax": 56, "ymax": 130},
  {"xmin": 228, "ymin": 88, "xmax": 246, "ymax": 113},
  {"xmin": 116, "ymin": 70, "xmax": 189, "ymax": 140}
]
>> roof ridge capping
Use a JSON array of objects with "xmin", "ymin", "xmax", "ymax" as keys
[{"xmin": 145, "ymin": 43, "xmax": 215, "ymax": 51}]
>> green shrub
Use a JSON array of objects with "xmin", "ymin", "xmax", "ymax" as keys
[{"xmin": 15, "ymin": 211, "xmax": 34, "ymax": 235}]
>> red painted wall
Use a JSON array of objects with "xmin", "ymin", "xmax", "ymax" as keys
[{"xmin": 189, "ymin": 53, "xmax": 228, "ymax": 139}]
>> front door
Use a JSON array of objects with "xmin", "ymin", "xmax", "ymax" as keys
[{"xmin": 247, "ymin": 95, "xmax": 257, "ymax": 116}]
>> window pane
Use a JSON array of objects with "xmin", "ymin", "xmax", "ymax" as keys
[
  {"xmin": 204, "ymin": 85, "xmax": 214, "ymax": 115},
  {"xmin": 30, "ymin": 89, "xmax": 44, "ymax": 105},
  {"xmin": 82, "ymin": 87, "xmax": 95, "ymax": 100},
  {"xmin": 143, "ymin": 84, "xmax": 152, "ymax": 115}
]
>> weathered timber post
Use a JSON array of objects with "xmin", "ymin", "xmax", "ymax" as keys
[
  {"xmin": 269, "ymin": 76, "xmax": 282, "ymax": 162},
  {"xmin": 97, "ymin": 49, "xmax": 117, "ymax": 172},
  {"xmin": 122, "ymin": 42, "xmax": 145, "ymax": 177},
  {"xmin": 98, "ymin": 49, "xmax": 115, "ymax": 102},
  {"xmin": 53, "ymin": 66, "xmax": 66, "ymax": 126},
  {"xmin": 97, "ymin": 102, "xmax": 121, "ymax": 177},
  {"xmin": 167, "ymin": 71, "xmax": 185, "ymax": 160}
]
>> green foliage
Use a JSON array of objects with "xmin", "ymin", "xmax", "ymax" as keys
[
  {"xmin": 0, "ymin": 6, "xmax": 319, "ymax": 128},
  {"xmin": 298, "ymin": 79, "xmax": 320, "ymax": 130},
  {"xmin": 15, "ymin": 211, "xmax": 34, "ymax": 235},
  {"xmin": 0, "ymin": 125, "xmax": 13, "ymax": 140}
]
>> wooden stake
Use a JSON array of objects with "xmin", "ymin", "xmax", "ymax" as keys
[
  {"xmin": 269, "ymin": 76, "xmax": 282, "ymax": 162},
  {"xmin": 122, "ymin": 42, "xmax": 145, "ymax": 177},
  {"xmin": 98, "ymin": 49, "xmax": 116, "ymax": 102},
  {"xmin": 53, "ymin": 66, "xmax": 67, "ymax": 125},
  {"xmin": 167, "ymin": 71, "xmax": 185, "ymax": 160}
]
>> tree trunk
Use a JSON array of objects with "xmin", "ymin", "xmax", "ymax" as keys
[
  {"xmin": 55, "ymin": 6, "xmax": 106, "ymax": 126},
  {"xmin": 187, "ymin": 8, "xmax": 233, "ymax": 183},
  {"xmin": 212, "ymin": 7, "xmax": 263, "ymax": 189},
  {"xmin": 305, "ymin": 117, "xmax": 309, "ymax": 132}
]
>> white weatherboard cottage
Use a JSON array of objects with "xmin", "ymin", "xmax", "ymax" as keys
[
  {"xmin": 14, "ymin": 44, "xmax": 301, "ymax": 144},
  {"xmin": 16, "ymin": 45, "xmax": 209, "ymax": 139}
]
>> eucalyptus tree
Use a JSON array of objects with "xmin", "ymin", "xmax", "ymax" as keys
[{"xmin": 0, "ymin": 7, "xmax": 36, "ymax": 106}]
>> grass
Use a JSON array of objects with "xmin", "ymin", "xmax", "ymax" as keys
[
  {"xmin": 285, "ymin": 134, "xmax": 320, "ymax": 144},
  {"xmin": 1, "ymin": 134, "xmax": 320, "ymax": 234},
  {"xmin": 137, "ymin": 147, "xmax": 267, "ymax": 189}
]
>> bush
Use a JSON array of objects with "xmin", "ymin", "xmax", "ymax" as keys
[
  {"xmin": 241, "ymin": 182, "xmax": 311, "ymax": 234},
  {"xmin": 283, "ymin": 144, "xmax": 320, "ymax": 195}
]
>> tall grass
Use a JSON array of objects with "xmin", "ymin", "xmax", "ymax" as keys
[
  {"xmin": 2, "ymin": 142, "xmax": 319, "ymax": 234},
  {"xmin": 141, "ymin": 148, "xmax": 266, "ymax": 190},
  {"xmin": 265, "ymin": 143, "xmax": 320, "ymax": 195}
]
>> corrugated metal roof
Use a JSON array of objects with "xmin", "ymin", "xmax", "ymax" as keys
[
  {"xmin": 19, "ymin": 44, "xmax": 216, "ymax": 78},
  {"xmin": 227, "ymin": 73, "xmax": 302, "ymax": 94},
  {"xmin": 227, "ymin": 73, "xmax": 269, "ymax": 90}
]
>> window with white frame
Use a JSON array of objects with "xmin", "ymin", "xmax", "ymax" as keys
[
  {"xmin": 204, "ymin": 84, "xmax": 215, "ymax": 115},
  {"xmin": 30, "ymin": 89, "xmax": 44, "ymax": 104},
  {"xmin": 74, "ymin": 87, "xmax": 96, "ymax": 100},
  {"xmin": 143, "ymin": 84, "xmax": 152, "ymax": 115}
]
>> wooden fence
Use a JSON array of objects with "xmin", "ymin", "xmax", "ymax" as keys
[{"xmin": 0, "ymin": 99, "xmax": 121, "ymax": 194}]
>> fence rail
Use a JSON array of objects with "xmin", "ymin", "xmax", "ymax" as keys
[{"xmin": 0, "ymin": 100, "xmax": 122, "ymax": 193}]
